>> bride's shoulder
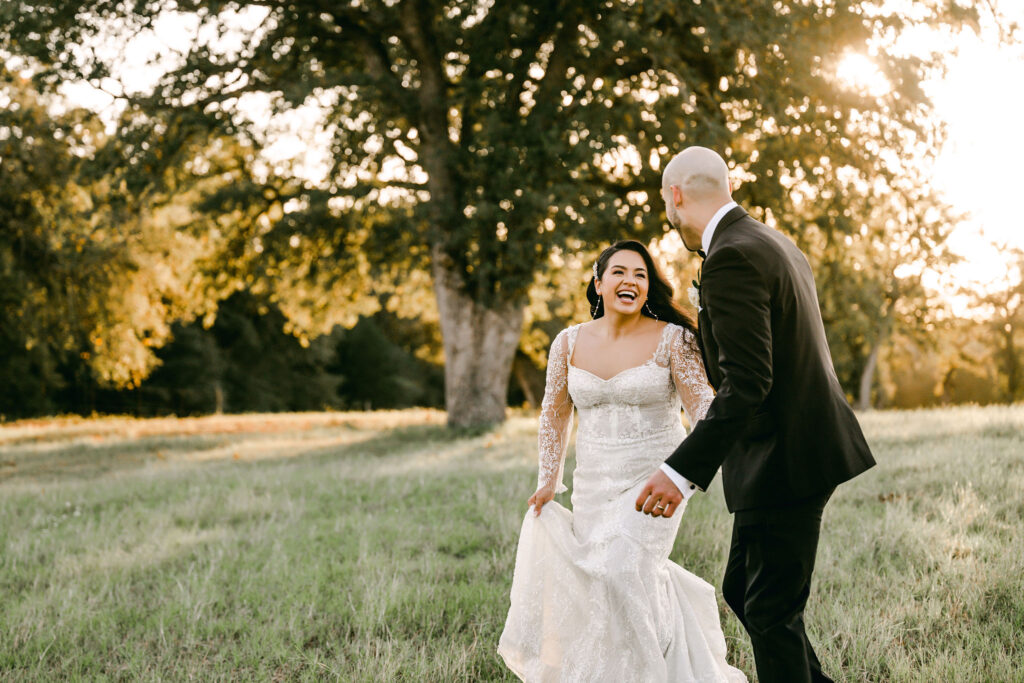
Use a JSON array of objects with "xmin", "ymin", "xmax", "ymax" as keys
[
  {"xmin": 663, "ymin": 322, "xmax": 699, "ymax": 347},
  {"xmin": 661, "ymin": 321, "xmax": 687, "ymax": 337},
  {"xmin": 550, "ymin": 321, "xmax": 588, "ymax": 349},
  {"xmin": 563, "ymin": 321, "xmax": 591, "ymax": 338}
]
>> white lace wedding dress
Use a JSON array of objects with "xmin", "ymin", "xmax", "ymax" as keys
[{"xmin": 498, "ymin": 322, "xmax": 747, "ymax": 683}]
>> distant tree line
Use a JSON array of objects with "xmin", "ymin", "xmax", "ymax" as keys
[
  {"xmin": 2, "ymin": 281, "xmax": 1016, "ymax": 421},
  {"xmin": 0, "ymin": 290, "xmax": 447, "ymax": 419}
]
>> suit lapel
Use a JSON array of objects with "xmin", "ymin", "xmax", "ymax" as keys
[{"xmin": 707, "ymin": 206, "xmax": 748, "ymax": 256}]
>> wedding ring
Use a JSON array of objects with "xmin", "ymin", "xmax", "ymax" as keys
[{"xmin": 654, "ymin": 503, "xmax": 665, "ymax": 510}]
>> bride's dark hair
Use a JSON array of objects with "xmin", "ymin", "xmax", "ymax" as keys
[{"xmin": 585, "ymin": 240, "xmax": 696, "ymax": 334}]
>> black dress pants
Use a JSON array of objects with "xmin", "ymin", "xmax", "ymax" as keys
[{"xmin": 722, "ymin": 490, "xmax": 834, "ymax": 683}]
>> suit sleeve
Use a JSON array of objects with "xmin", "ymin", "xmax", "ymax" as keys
[{"xmin": 664, "ymin": 246, "xmax": 773, "ymax": 490}]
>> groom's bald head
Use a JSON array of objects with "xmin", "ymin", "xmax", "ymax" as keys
[
  {"xmin": 661, "ymin": 146, "xmax": 731, "ymax": 200},
  {"xmin": 661, "ymin": 146, "xmax": 733, "ymax": 251}
]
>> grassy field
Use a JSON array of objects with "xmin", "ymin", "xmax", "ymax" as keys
[{"xmin": 1, "ymin": 405, "xmax": 1022, "ymax": 681}]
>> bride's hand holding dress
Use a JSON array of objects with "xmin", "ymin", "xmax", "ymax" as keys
[{"xmin": 527, "ymin": 483, "xmax": 556, "ymax": 517}]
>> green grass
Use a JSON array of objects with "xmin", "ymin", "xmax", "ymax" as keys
[{"xmin": 1, "ymin": 405, "xmax": 1022, "ymax": 681}]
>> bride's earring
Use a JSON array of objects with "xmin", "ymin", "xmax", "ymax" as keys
[
  {"xmin": 644, "ymin": 301, "xmax": 658, "ymax": 321},
  {"xmin": 591, "ymin": 293, "xmax": 602, "ymax": 318}
]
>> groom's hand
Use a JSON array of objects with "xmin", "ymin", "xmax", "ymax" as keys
[{"xmin": 636, "ymin": 470, "xmax": 683, "ymax": 518}]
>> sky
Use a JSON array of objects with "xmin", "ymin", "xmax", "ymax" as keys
[
  {"xmin": 927, "ymin": 24, "xmax": 1024, "ymax": 300},
  {"xmin": 829, "ymin": 3, "xmax": 1024, "ymax": 312},
  {"xmin": 35, "ymin": 3, "xmax": 1024, "ymax": 310}
]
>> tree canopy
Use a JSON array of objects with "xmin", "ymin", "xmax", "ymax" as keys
[{"xmin": 0, "ymin": 0, "xmax": 988, "ymax": 422}]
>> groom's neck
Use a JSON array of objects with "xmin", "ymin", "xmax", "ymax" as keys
[{"xmin": 693, "ymin": 197, "xmax": 734, "ymax": 236}]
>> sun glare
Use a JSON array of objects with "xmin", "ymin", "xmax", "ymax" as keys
[{"xmin": 836, "ymin": 53, "xmax": 891, "ymax": 97}]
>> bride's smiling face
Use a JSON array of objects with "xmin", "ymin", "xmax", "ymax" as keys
[{"xmin": 597, "ymin": 250, "xmax": 649, "ymax": 317}]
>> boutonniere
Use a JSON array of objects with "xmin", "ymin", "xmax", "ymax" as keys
[{"xmin": 687, "ymin": 262, "xmax": 702, "ymax": 308}]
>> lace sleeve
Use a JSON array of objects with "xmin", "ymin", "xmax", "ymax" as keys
[
  {"xmin": 537, "ymin": 328, "xmax": 574, "ymax": 493},
  {"xmin": 669, "ymin": 326, "xmax": 715, "ymax": 428}
]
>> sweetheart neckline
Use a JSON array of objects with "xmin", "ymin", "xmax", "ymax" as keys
[
  {"xmin": 568, "ymin": 358, "xmax": 664, "ymax": 383},
  {"xmin": 566, "ymin": 322, "xmax": 671, "ymax": 382}
]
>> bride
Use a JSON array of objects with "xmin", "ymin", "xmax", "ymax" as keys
[{"xmin": 498, "ymin": 240, "xmax": 746, "ymax": 682}]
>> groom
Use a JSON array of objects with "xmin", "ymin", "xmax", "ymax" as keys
[{"xmin": 635, "ymin": 146, "xmax": 876, "ymax": 682}]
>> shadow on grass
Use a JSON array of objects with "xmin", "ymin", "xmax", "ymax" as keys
[
  {"xmin": 0, "ymin": 421, "xmax": 503, "ymax": 487},
  {"xmin": 0, "ymin": 434, "xmax": 232, "ymax": 485}
]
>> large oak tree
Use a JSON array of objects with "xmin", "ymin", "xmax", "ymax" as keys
[{"xmin": 2, "ymin": 0, "xmax": 978, "ymax": 425}]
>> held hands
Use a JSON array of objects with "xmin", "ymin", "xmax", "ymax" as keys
[
  {"xmin": 528, "ymin": 484, "xmax": 556, "ymax": 517},
  {"xmin": 635, "ymin": 469, "xmax": 684, "ymax": 519}
]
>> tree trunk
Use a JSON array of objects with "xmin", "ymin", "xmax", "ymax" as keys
[
  {"xmin": 856, "ymin": 338, "xmax": 882, "ymax": 411},
  {"xmin": 213, "ymin": 380, "xmax": 225, "ymax": 415},
  {"xmin": 402, "ymin": 10, "xmax": 523, "ymax": 427},
  {"xmin": 1003, "ymin": 325, "xmax": 1019, "ymax": 401},
  {"xmin": 432, "ymin": 247, "xmax": 524, "ymax": 427}
]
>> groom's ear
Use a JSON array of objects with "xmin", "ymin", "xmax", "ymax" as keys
[{"xmin": 671, "ymin": 185, "xmax": 683, "ymax": 207}]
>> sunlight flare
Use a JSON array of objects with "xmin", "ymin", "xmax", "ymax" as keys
[{"xmin": 836, "ymin": 53, "xmax": 891, "ymax": 97}]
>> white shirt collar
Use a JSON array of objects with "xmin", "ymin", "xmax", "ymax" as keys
[{"xmin": 701, "ymin": 200, "xmax": 739, "ymax": 254}]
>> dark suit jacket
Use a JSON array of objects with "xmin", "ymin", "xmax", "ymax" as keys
[{"xmin": 665, "ymin": 206, "xmax": 875, "ymax": 512}]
